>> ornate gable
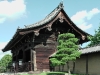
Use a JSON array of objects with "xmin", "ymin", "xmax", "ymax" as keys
[{"xmin": 2, "ymin": 2, "xmax": 91, "ymax": 52}]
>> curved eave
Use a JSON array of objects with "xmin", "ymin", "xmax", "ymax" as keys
[
  {"xmin": 18, "ymin": 2, "xmax": 64, "ymax": 31},
  {"xmin": 2, "ymin": 2, "xmax": 64, "ymax": 52},
  {"xmin": 2, "ymin": 29, "xmax": 21, "ymax": 52},
  {"xmin": 61, "ymin": 9, "xmax": 92, "ymax": 37},
  {"xmin": 19, "ymin": 12, "xmax": 59, "ymax": 32},
  {"xmin": 2, "ymin": 2, "xmax": 92, "ymax": 52}
]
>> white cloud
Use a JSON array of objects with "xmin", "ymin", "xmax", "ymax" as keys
[
  {"xmin": 78, "ymin": 23, "xmax": 92, "ymax": 30},
  {"xmin": 0, "ymin": 42, "xmax": 8, "ymax": 50},
  {"xmin": 71, "ymin": 8, "xmax": 100, "ymax": 30},
  {"xmin": 0, "ymin": 17, "xmax": 6, "ymax": 23},
  {"xmin": 71, "ymin": 10, "xmax": 87, "ymax": 24},
  {"xmin": 0, "ymin": 42, "xmax": 11, "ymax": 60},
  {"xmin": 0, "ymin": 0, "xmax": 26, "ymax": 23},
  {"xmin": 87, "ymin": 8, "xmax": 100, "ymax": 20}
]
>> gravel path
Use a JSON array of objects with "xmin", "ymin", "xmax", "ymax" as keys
[{"xmin": 0, "ymin": 72, "xmax": 27, "ymax": 75}]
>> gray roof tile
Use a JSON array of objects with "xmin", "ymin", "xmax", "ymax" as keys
[
  {"xmin": 19, "ymin": 2, "xmax": 64, "ymax": 29},
  {"xmin": 80, "ymin": 45, "xmax": 100, "ymax": 54},
  {"xmin": 49, "ymin": 45, "xmax": 100, "ymax": 57}
]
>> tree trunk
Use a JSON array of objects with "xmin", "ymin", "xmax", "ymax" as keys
[{"xmin": 67, "ymin": 62, "xmax": 71, "ymax": 75}]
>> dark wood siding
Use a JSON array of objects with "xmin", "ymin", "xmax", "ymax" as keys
[{"xmin": 35, "ymin": 34, "xmax": 56, "ymax": 71}]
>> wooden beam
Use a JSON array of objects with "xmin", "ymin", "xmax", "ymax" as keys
[
  {"xmin": 19, "ymin": 30, "xmax": 34, "ymax": 35},
  {"xmin": 10, "ymin": 34, "xmax": 26, "ymax": 50},
  {"xmin": 18, "ymin": 11, "xmax": 60, "ymax": 35}
]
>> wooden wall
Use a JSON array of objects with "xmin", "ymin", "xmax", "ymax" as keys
[{"xmin": 34, "ymin": 33, "xmax": 57, "ymax": 71}]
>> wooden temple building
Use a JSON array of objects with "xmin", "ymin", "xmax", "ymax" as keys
[{"xmin": 2, "ymin": 2, "xmax": 90, "ymax": 72}]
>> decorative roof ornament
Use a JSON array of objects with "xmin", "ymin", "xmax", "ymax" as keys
[
  {"xmin": 58, "ymin": 1, "xmax": 64, "ymax": 9},
  {"xmin": 24, "ymin": 25, "xmax": 27, "ymax": 28},
  {"xmin": 62, "ymin": 0, "xmax": 63, "ymax": 4},
  {"xmin": 17, "ymin": 26, "xmax": 20, "ymax": 29},
  {"xmin": 59, "ymin": 16, "xmax": 64, "ymax": 23},
  {"xmin": 47, "ymin": 27, "xmax": 52, "ymax": 31},
  {"xmin": 34, "ymin": 30, "xmax": 40, "ymax": 36},
  {"xmin": 82, "ymin": 35, "xmax": 85, "ymax": 40}
]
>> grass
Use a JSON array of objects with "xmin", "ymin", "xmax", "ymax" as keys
[
  {"xmin": 16, "ymin": 72, "xmax": 86, "ymax": 75},
  {"xmin": 17, "ymin": 72, "xmax": 66, "ymax": 75},
  {"xmin": 17, "ymin": 73, "xmax": 29, "ymax": 75},
  {"xmin": 40, "ymin": 72, "xmax": 87, "ymax": 75},
  {"xmin": 17, "ymin": 73, "xmax": 39, "ymax": 75},
  {"xmin": 72, "ymin": 74, "xmax": 86, "ymax": 75},
  {"xmin": 40, "ymin": 72, "xmax": 66, "ymax": 75},
  {"xmin": 39, "ymin": 72, "xmax": 46, "ymax": 75}
]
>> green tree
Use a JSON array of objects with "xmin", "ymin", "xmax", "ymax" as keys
[
  {"xmin": 88, "ymin": 26, "xmax": 100, "ymax": 46},
  {"xmin": 50, "ymin": 33, "xmax": 81, "ymax": 75},
  {"xmin": 0, "ymin": 54, "xmax": 12, "ymax": 72}
]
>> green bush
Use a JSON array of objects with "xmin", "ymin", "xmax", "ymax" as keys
[{"xmin": 47, "ymin": 72, "xmax": 65, "ymax": 75}]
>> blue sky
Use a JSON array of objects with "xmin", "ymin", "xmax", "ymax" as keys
[{"xmin": 0, "ymin": 0, "xmax": 100, "ymax": 59}]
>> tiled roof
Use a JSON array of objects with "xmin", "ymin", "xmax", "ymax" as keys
[
  {"xmin": 80, "ymin": 44, "xmax": 100, "ymax": 54},
  {"xmin": 19, "ymin": 2, "xmax": 64, "ymax": 29},
  {"xmin": 2, "ymin": 2, "xmax": 91, "ymax": 52},
  {"xmin": 49, "ymin": 45, "xmax": 100, "ymax": 57},
  {"xmin": 2, "ymin": 2, "xmax": 64, "ymax": 52}
]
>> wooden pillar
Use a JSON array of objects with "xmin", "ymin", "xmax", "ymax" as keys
[
  {"xmin": 33, "ymin": 50, "xmax": 37, "ymax": 71},
  {"xmin": 22, "ymin": 46, "xmax": 25, "ymax": 63},
  {"xmin": 15, "ymin": 53, "xmax": 18, "ymax": 72},
  {"xmin": 22, "ymin": 50, "xmax": 25, "ymax": 71},
  {"xmin": 30, "ymin": 49, "xmax": 33, "ymax": 71},
  {"xmin": 12, "ymin": 53, "xmax": 13, "ymax": 61},
  {"xmin": 31, "ymin": 32, "xmax": 37, "ymax": 71},
  {"xmin": 86, "ymin": 54, "xmax": 88, "ymax": 75},
  {"xmin": 11, "ymin": 53, "xmax": 14, "ymax": 72}
]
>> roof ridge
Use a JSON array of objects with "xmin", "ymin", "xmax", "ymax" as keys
[
  {"xmin": 80, "ymin": 43, "xmax": 100, "ymax": 50},
  {"xmin": 19, "ymin": 2, "xmax": 64, "ymax": 29},
  {"xmin": 46, "ymin": 2, "xmax": 64, "ymax": 17}
]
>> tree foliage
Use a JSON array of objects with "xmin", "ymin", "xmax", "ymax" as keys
[
  {"xmin": 88, "ymin": 25, "xmax": 100, "ymax": 46},
  {"xmin": 50, "ymin": 33, "xmax": 81, "ymax": 74},
  {"xmin": 0, "ymin": 54, "xmax": 12, "ymax": 72}
]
